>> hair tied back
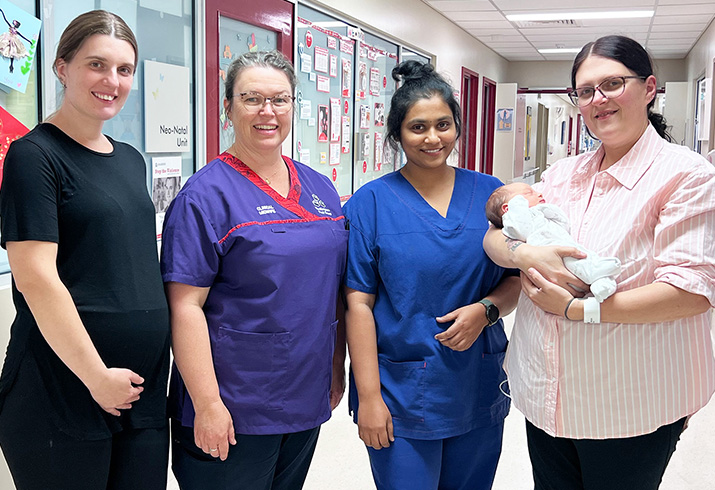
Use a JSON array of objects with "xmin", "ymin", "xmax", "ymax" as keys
[{"xmin": 392, "ymin": 59, "xmax": 435, "ymax": 83}]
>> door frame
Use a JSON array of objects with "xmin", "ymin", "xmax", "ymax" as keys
[
  {"xmin": 480, "ymin": 76, "xmax": 496, "ymax": 175},
  {"xmin": 205, "ymin": 0, "xmax": 293, "ymax": 162},
  {"xmin": 460, "ymin": 67, "xmax": 479, "ymax": 170}
]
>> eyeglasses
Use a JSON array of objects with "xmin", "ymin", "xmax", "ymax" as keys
[
  {"xmin": 235, "ymin": 92, "xmax": 295, "ymax": 113},
  {"xmin": 567, "ymin": 76, "xmax": 647, "ymax": 107}
]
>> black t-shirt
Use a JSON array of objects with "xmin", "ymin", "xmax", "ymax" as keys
[{"xmin": 0, "ymin": 123, "xmax": 170, "ymax": 440}]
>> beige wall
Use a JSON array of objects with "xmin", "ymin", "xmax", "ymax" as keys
[
  {"xmin": 493, "ymin": 83, "xmax": 517, "ymax": 183},
  {"xmin": 507, "ymin": 58, "xmax": 686, "ymax": 90}
]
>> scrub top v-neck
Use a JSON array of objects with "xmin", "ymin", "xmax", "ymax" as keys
[
  {"xmin": 161, "ymin": 152, "xmax": 348, "ymax": 436},
  {"xmin": 344, "ymin": 168, "xmax": 515, "ymax": 440},
  {"xmin": 392, "ymin": 167, "xmax": 468, "ymax": 228}
]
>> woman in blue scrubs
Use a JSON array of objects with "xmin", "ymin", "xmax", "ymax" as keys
[{"xmin": 344, "ymin": 61, "xmax": 521, "ymax": 490}]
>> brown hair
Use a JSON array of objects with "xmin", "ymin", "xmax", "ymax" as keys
[
  {"xmin": 485, "ymin": 186, "xmax": 513, "ymax": 229},
  {"xmin": 53, "ymin": 10, "xmax": 138, "ymax": 78},
  {"xmin": 224, "ymin": 50, "xmax": 297, "ymax": 109}
]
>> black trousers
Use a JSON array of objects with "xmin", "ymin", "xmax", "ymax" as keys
[
  {"xmin": 171, "ymin": 420, "xmax": 320, "ymax": 490},
  {"xmin": 526, "ymin": 417, "xmax": 685, "ymax": 490},
  {"xmin": 0, "ymin": 387, "xmax": 168, "ymax": 490}
]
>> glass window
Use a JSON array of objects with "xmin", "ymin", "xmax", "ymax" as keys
[
  {"xmin": 0, "ymin": 0, "xmax": 37, "ymax": 276},
  {"xmin": 42, "ymin": 0, "xmax": 195, "ymax": 182},
  {"xmin": 295, "ymin": 5, "xmax": 354, "ymax": 201},
  {"xmin": 352, "ymin": 32, "xmax": 398, "ymax": 192},
  {"xmin": 217, "ymin": 17, "xmax": 278, "ymax": 153}
]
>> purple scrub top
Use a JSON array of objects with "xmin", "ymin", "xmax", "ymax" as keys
[{"xmin": 161, "ymin": 154, "xmax": 347, "ymax": 435}]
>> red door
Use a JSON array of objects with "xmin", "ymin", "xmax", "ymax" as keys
[
  {"xmin": 205, "ymin": 0, "xmax": 293, "ymax": 162},
  {"xmin": 480, "ymin": 77, "xmax": 496, "ymax": 175},
  {"xmin": 460, "ymin": 67, "xmax": 479, "ymax": 170}
]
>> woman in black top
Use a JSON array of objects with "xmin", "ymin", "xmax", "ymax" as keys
[{"xmin": 0, "ymin": 11, "xmax": 170, "ymax": 490}]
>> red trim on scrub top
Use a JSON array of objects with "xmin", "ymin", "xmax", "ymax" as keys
[
  {"xmin": 218, "ymin": 216, "xmax": 345, "ymax": 244},
  {"xmin": 219, "ymin": 153, "xmax": 321, "ymax": 220}
]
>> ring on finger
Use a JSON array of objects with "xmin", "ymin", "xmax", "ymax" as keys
[{"xmin": 209, "ymin": 448, "xmax": 218, "ymax": 452}]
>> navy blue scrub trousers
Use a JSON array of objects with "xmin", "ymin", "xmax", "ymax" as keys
[
  {"xmin": 171, "ymin": 420, "xmax": 320, "ymax": 490},
  {"xmin": 367, "ymin": 421, "xmax": 505, "ymax": 490}
]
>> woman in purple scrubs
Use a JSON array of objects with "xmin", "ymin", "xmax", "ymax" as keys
[{"xmin": 161, "ymin": 50, "xmax": 347, "ymax": 490}]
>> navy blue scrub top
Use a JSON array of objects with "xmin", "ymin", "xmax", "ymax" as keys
[{"xmin": 344, "ymin": 168, "xmax": 514, "ymax": 440}]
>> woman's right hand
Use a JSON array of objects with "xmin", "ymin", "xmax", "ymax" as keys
[
  {"xmin": 514, "ymin": 244, "xmax": 588, "ymax": 297},
  {"xmin": 193, "ymin": 400, "xmax": 237, "ymax": 461},
  {"xmin": 357, "ymin": 397, "xmax": 394, "ymax": 450},
  {"xmin": 87, "ymin": 367, "xmax": 145, "ymax": 416}
]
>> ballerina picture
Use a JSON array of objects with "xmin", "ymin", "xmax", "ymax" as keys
[
  {"xmin": 0, "ymin": 8, "xmax": 30, "ymax": 73},
  {"xmin": 0, "ymin": 1, "xmax": 40, "ymax": 93}
]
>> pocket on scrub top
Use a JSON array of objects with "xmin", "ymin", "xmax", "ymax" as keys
[
  {"xmin": 378, "ymin": 358, "xmax": 426, "ymax": 423},
  {"xmin": 477, "ymin": 351, "xmax": 508, "ymax": 409},
  {"xmin": 214, "ymin": 326, "xmax": 290, "ymax": 411}
]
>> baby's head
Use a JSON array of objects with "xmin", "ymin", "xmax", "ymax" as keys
[{"xmin": 486, "ymin": 182, "xmax": 545, "ymax": 228}]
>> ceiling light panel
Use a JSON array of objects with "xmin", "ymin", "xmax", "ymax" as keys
[{"xmin": 506, "ymin": 10, "xmax": 654, "ymax": 21}]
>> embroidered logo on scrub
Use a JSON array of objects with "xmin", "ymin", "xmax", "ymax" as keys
[
  {"xmin": 311, "ymin": 193, "xmax": 332, "ymax": 216},
  {"xmin": 257, "ymin": 205, "xmax": 276, "ymax": 215}
]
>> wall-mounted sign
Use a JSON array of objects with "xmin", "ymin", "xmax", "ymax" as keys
[
  {"xmin": 144, "ymin": 60, "xmax": 191, "ymax": 152},
  {"xmin": 496, "ymin": 108, "xmax": 513, "ymax": 132}
]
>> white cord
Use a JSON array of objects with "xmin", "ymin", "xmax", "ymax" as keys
[{"xmin": 499, "ymin": 378, "xmax": 511, "ymax": 399}]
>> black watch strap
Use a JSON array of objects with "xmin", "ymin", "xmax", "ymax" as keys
[{"xmin": 478, "ymin": 299, "xmax": 500, "ymax": 326}]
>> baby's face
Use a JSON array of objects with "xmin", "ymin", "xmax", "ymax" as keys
[{"xmin": 509, "ymin": 183, "xmax": 545, "ymax": 207}]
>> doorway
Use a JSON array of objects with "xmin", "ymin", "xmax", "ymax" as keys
[
  {"xmin": 480, "ymin": 77, "xmax": 496, "ymax": 174},
  {"xmin": 460, "ymin": 67, "xmax": 479, "ymax": 170},
  {"xmin": 535, "ymin": 103, "xmax": 549, "ymax": 180}
]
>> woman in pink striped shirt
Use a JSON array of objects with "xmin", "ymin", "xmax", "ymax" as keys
[{"xmin": 485, "ymin": 35, "xmax": 715, "ymax": 490}]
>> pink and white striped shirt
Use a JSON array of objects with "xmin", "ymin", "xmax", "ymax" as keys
[{"xmin": 505, "ymin": 124, "xmax": 715, "ymax": 439}]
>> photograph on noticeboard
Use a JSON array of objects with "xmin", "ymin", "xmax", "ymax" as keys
[{"xmin": 318, "ymin": 104, "xmax": 329, "ymax": 143}]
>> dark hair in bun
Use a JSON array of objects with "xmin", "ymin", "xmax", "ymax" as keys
[{"xmin": 386, "ymin": 60, "xmax": 462, "ymax": 151}]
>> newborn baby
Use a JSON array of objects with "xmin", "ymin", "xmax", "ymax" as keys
[{"xmin": 486, "ymin": 182, "xmax": 621, "ymax": 303}]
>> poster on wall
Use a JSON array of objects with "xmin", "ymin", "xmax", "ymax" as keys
[
  {"xmin": 374, "ymin": 103, "xmax": 385, "ymax": 127},
  {"xmin": 341, "ymin": 58, "xmax": 351, "ymax": 97},
  {"xmin": 329, "ymin": 143, "xmax": 340, "ymax": 165},
  {"xmin": 330, "ymin": 98, "xmax": 341, "ymax": 142},
  {"xmin": 144, "ymin": 60, "xmax": 191, "ymax": 152},
  {"xmin": 0, "ymin": 104, "xmax": 29, "ymax": 188},
  {"xmin": 314, "ymin": 46, "xmax": 328, "ymax": 73},
  {"xmin": 358, "ymin": 62, "xmax": 367, "ymax": 98},
  {"xmin": 361, "ymin": 133, "xmax": 370, "ymax": 158},
  {"xmin": 496, "ymin": 108, "xmax": 513, "ymax": 132},
  {"xmin": 317, "ymin": 104, "xmax": 329, "ymax": 142},
  {"xmin": 341, "ymin": 116, "xmax": 350, "ymax": 153},
  {"xmin": 0, "ymin": 1, "xmax": 41, "ymax": 94},
  {"xmin": 329, "ymin": 54, "xmax": 337, "ymax": 77},
  {"xmin": 316, "ymin": 74, "xmax": 330, "ymax": 93},
  {"xmin": 369, "ymin": 67, "xmax": 381, "ymax": 96},
  {"xmin": 152, "ymin": 156, "xmax": 182, "ymax": 240},
  {"xmin": 374, "ymin": 132, "xmax": 383, "ymax": 171},
  {"xmin": 359, "ymin": 104, "xmax": 370, "ymax": 129}
]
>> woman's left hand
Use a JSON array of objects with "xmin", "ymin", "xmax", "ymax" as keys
[
  {"xmin": 435, "ymin": 304, "xmax": 487, "ymax": 351},
  {"xmin": 330, "ymin": 362, "xmax": 346, "ymax": 410},
  {"xmin": 521, "ymin": 268, "xmax": 573, "ymax": 316}
]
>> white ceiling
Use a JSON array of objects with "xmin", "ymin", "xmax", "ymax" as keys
[{"xmin": 424, "ymin": 0, "xmax": 715, "ymax": 60}]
